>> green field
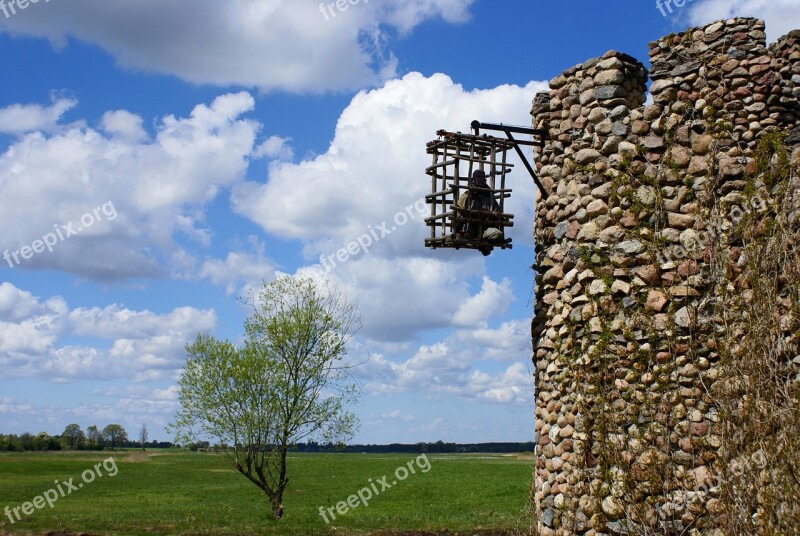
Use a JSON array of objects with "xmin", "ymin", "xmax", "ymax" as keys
[{"xmin": 0, "ymin": 450, "xmax": 533, "ymax": 535}]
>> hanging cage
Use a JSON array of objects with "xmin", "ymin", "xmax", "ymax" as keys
[{"xmin": 424, "ymin": 121, "xmax": 546, "ymax": 253}]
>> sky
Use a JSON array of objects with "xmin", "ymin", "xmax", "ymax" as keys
[{"xmin": 0, "ymin": 0, "xmax": 798, "ymax": 445}]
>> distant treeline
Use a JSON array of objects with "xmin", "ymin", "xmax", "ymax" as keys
[
  {"xmin": 1, "ymin": 429, "xmax": 534, "ymax": 454},
  {"xmin": 0, "ymin": 432, "xmax": 173, "ymax": 452},
  {"xmin": 0, "ymin": 423, "xmax": 166, "ymax": 452},
  {"xmin": 294, "ymin": 440, "xmax": 536, "ymax": 454}
]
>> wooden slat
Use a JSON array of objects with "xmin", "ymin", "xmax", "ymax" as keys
[
  {"xmin": 425, "ymin": 159, "xmax": 457, "ymax": 172},
  {"xmin": 425, "ymin": 188, "xmax": 455, "ymax": 199},
  {"xmin": 424, "ymin": 237, "xmax": 513, "ymax": 250}
]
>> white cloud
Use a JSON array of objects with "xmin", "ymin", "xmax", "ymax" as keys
[
  {"xmin": 378, "ymin": 0, "xmax": 473, "ymax": 33},
  {"xmin": 382, "ymin": 409, "xmax": 414, "ymax": 421},
  {"xmin": 0, "ymin": 282, "xmax": 66, "ymax": 322},
  {"xmin": 152, "ymin": 385, "xmax": 179, "ymax": 401},
  {"xmin": 253, "ymin": 136, "xmax": 294, "ymax": 161},
  {"xmin": 69, "ymin": 305, "xmax": 213, "ymax": 340},
  {"xmin": 353, "ymin": 330, "xmax": 533, "ymax": 406},
  {"xmin": 420, "ymin": 417, "xmax": 445, "ymax": 433},
  {"xmin": 92, "ymin": 385, "xmax": 181, "ymax": 416},
  {"xmin": 687, "ymin": 0, "xmax": 800, "ymax": 42},
  {"xmin": 0, "ymin": 75, "xmax": 545, "ymax": 345},
  {"xmin": 0, "ymin": 283, "xmax": 66, "ymax": 356},
  {"xmin": 0, "ymin": 92, "xmax": 258, "ymax": 281},
  {"xmin": 234, "ymin": 72, "xmax": 547, "ymax": 340},
  {"xmin": 406, "ymin": 342, "xmax": 469, "ymax": 372},
  {"xmin": 0, "ymin": 0, "xmax": 476, "ymax": 93},
  {"xmin": 0, "ymin": 95, "xmax": 77, "ymax": 135},
  {"xmin": 101, "ymin": 110, "xmax": 148, "ymax": 143},
  {"xmin": 300, "ymin": 256, "xmax": 487, "ymax": 341},
  {"xmin": 0, "ymin": 282, "xmax": 216, "ymax": 382},
  {"xmin": 450, "ymin": 319, "xmax": 532, "ymax": 362},
  {"xmin": 233, "ymin": 73, "xmax": 546, "ymax": 250},
  {"xmin": 466, "ymin": 362, "xmax": 531, "ymax": 405},
  {"xmin": 0, "ymin": 67, "xmax": 545, "ymax": 434},
  {"xmin": 452, "ymin": 277, "xmax": 514, "ymax": 327},
  {"xmin": 0, "ymin": 397, "xmax": 33, "ymax": 414},
  {"xmin": 0, "ymin": 393, "xmax": 179, "ymax": 436},
  {"xmin": 198, "ymin": 237, "xmax": 277, "ymax": 296}
]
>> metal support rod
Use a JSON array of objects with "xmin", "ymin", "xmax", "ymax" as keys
[
  {"xmin": 471, "ymin": 120, "xmax": 545, "ymax": 138},
  {"xmin": 506, "ymin": 131, "xmax": 549, "ymax": 201},
  {"xmin": 470, "ymin": 120, "xmax": 549, "ymax": 200}
]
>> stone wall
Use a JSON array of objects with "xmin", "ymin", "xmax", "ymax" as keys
[{"xmin": 531, "ymin": 18, "xmax": 800, "ymax": 535}]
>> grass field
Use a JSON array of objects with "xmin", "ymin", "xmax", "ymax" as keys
[{"xmin": 0, "ymin": 450, "xmax": 534, "ymax": 535}]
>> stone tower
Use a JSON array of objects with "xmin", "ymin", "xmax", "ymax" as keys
[{"xmin": 531, "ymin": 18, "xmax": 800, "ymax": 535}]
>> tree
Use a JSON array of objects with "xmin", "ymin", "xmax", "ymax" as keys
[
  {"xmin": 139, "ymin": 424, "xmax": 148, "ymax": 451},
  {"xmin": 34, "ymin": 432, "xmax": 48, "ymax": 451},
  {"xmin": 102, "ymin": 424, "xmax": 128, "ymax": 450},
  {"xmin": 20, "ymin": 433, "xmax": 34, "ymax": 451},
  {"xmin": 86, "ymin": 425, "xmax": 101, "ymax": 450},
  {"xmin": 61, "ymin": 424, "xmax": 85, "ymax": 450},
  {"xmin": 171, "ymin": 276, "xmax": 360, "ymax": 519}
]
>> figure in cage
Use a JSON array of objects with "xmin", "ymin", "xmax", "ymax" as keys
[
  {"xmin": 454, "ymin": 170, "xmax": 505, "ymax": 256},
  {"xmin": 424, "ymin": 121, "xmax": 546, "ymax": 254}
]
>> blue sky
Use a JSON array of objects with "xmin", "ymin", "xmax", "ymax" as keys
[{"xmin": 0, "ymin": 0, "xmax": 798, "ymax": 444}]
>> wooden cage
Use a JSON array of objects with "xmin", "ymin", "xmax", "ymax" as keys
[{"xmin": 424, "ymin": 130, "xmax": 516, "ymax": 251}]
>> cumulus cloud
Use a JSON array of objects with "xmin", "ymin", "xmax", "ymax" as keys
[
  {"xmin": 0, "ymin": 67, "xmax": 544, "ymax": 434},
  {"xmin": 0, "ymin": 95, "xmax": 78, "ymax": 135},
  {"xmin": 253, "ymin": 136, "xmax": 294, "ymax": 161},
  {"xmin": 382, "ymin": 409, "xmax": 415, "ymax": 421},
  {"xmin": 0, "ymin": 392, "xmax": 179, "ymax": 435},
  {"xmin": 0, "ymin": 282, "xmax": 66, "ymax": 322},
  {"xmin": 419, "ymin": 417, "xmax": 445, "ymax": 433},
  {"xmin": 300, "ymin": 256, "xmax": 487, "ymax": 341},
  {"xmin": 450, "ymin": 319, "xmax": 532, "ymax": 362},
  {"xmin": 352, "ymin": 329, "xmax": 533, "ymax": 406},
  {"xmin": 0, "ymin": 0, "xmax": 476, "ymax": 93},
  {"xmin": 0, "ymin": 74, "xmax": 545, "ymax": 341},
  {"xmin": 466, "ymin": 362, "xmax": 531, "ymax": 405},
  {"xmin": 0, "ymin": 92, "xmax": 259, "ymax": 281},
  {"xmin": 91, "ymin": 385, "xmax": 181, "ymax": 416},
  {"xmin": 235, "ymin": 73, "xmax": 547, "ymax": 340},
  {"xmin": 452, "ymin": 277, "xmax": 514, "ymax": 327},
  {"xmin": 687, "ymin": 0, "xmax": 800, "ymax": 42},
  {"xmin": 197, "ymin": 237, "xmax": 277, "ymax": 296},
  {"xmin": 101, "ymin": 110, "xmax": 148, "ymax": 142},
  {"xmin": 0, "ymin": 283, "xmax": 66, "ymax": 356},
  {"xmin": 233, "ymin": 73, "xmax": 546, "ymax": 250},
  {"xmin": 0, "ymin": 397, "xmax": 33, "ymax": 415},
  {"xmin": 0, "ymin": 282, "xmax": 216, "ymax": 382}
]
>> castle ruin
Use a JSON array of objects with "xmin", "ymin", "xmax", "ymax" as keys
[{"xmin": 531, "ymin": 18, "xmax": 800, "ymax": 535}]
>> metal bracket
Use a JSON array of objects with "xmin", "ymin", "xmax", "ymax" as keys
[{"xmin": 471, "ymin": 120, "xmax": 549, "ymax": 200}]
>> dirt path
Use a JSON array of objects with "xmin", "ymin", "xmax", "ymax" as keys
[
  {"xmin": 121, "ymin": 450, "xmax": 164, "ymax": 463},
  {"xmin": 2, "ymin": 530, "xmax": 519, "ymax": 536}
]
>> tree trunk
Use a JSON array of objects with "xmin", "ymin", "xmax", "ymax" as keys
[
  {"xmin": 271, "ymin": 498, "xmax": 283, "ymax": 519},
  {"xmin": 269, "ymin": 435, "xmax": 289, "ymax": 519}
]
